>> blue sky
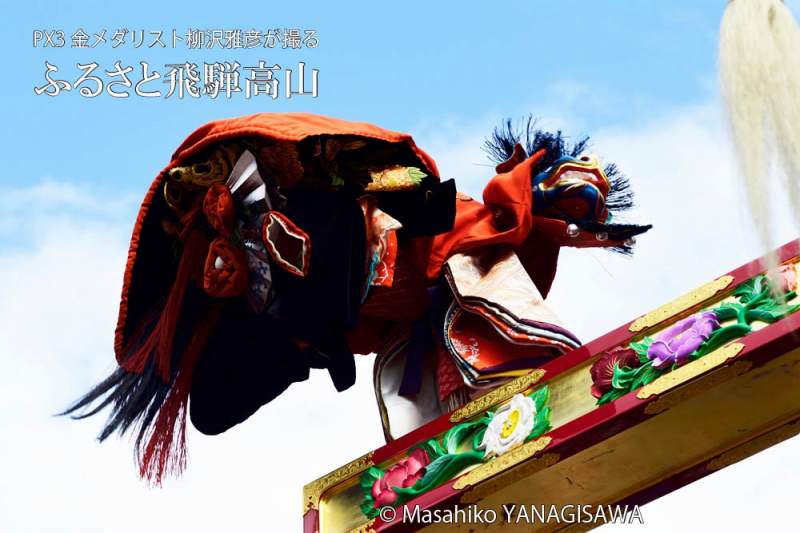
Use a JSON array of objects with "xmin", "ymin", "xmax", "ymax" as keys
[
  {"xmin": 4, "ymin": 2, "xmax": 800, "ymax": 532},
  {"xmin": 2, "ymin": 0, "xmax": 732, "ymax": 195}
]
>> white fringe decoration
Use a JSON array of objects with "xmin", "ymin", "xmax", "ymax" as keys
[{"xmin": 720, "ymin": 0, "xmax": 800, "ymax": 266}]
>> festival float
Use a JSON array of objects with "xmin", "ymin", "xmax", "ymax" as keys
[
  {"xmin": 61, "ymin": 1, "xmax": 800, "ymax": 531},
  {"xmin": 303, "ymin": 241, "xmax": 800, "ymax": 532}
]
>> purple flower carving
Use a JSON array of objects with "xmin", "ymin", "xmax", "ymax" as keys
[{"xmin": 647, "ymin": 311, "xmax": 720, "ymax": 369}]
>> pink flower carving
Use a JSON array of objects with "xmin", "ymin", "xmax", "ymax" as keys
[{"xmin": 371, "ymin": 448, "xmax": 429, "ymax": 508}]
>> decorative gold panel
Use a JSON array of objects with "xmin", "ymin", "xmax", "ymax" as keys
[
  {"xmin": 452, "ymin": 436, "xmax": 552, "ymax": 490},
  {"xmin": 643, "ymin": 360, "xmax": 753, "ymax": 415},
  {"xmin": 304, "ymin": 452, "xmax": 374, "ymax": 512},
  {"xmin": 637, "ymin": 342, "xmax": 744, "ymax": 400},
  {"xmin": 628, "ymin": 275, "xmax": 734, "ymax": 332},
  {"xmin": 449, "ymin": 369, "xmax": 546, "ymax": 423}
]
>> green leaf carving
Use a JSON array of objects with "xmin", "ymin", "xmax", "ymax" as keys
[
  {"xmin": 360, "ymin": 466, "xmax": 383, "ymax": 491},
  {"xmin": 442, "ymin": 416, "xmax": 490, "ymax": 454},
  {"xmin": 628, "ymin": 361, "xmax": 659, "ymax": 390},
  {"xmin": 472, "ymin": 426, "xmax": 487, "ymax": 451},
  {"xmin": 529, "ymin": 385, "xmax": 550, "ymax": 412},
  {"xmin": 393, "ymin": 451, "xmax": 484, "ymax": 499},
  {"xmin": 611, "ymin": 362, "xmax": 641, "ymax": 389},
  {"xmin": 360, "ymin": 500, "xmax": 378, "ymax": 519},
  {"xmin": 630, "ymin": 337, "xmax": 653, "ymax": 362},
  {"xmin": 711, "ymin": 302, "xmax": 741, "ymax": 322},
  {"xmin": 526, "ymin": 406, "xmax": 552, "ymax": 441},
  {"xmin": 597, "ymin": 387, "xmax": 627, "ymax": 405},
  {"xmin": 416, "ymin": 438, "xmax": 446, "ymax": 460}
]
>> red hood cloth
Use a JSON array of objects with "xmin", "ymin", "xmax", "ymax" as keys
[
  {"xmin": 73, "ymin": 112, "xmax": 453, "ymax": 485},
  {"xmin": 116, "ymin": 112, "xmax": 442, "ymax": 364}
]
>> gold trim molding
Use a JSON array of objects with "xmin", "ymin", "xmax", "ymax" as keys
[
  {"xmin": 629, "ymin": 275, "xmax": 734, "ymax": 332},
  {"xmin": 460, "ymin": 453, "xmax": 560, "ymax": 503},
  {"xmin": 449, "ymin": 369, "xmax": 546, "ymax": 423},
  {"xmin": 637, "ymin": 342, "xmax": 745, "ymax": 400},
  {"xmin": 303, "ymin": 451, "xmax": 374, "ymax": 512},
  {"xmin": 706, "ymin": 419, "xmax": 800, "ymax": 471},
  {"xmin": 452, "ymin": 436, "xmax": 552, "ymax": 490},
  {"xmin": 643, "ymin": 360, "xmax": 753, "ymax": 415}
]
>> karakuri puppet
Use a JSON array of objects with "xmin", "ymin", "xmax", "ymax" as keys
[{"xmin": 63, "ymin": 113, "xmax": 651, "ymax": 484}]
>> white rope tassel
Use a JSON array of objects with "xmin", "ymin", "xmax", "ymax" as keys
[{"xmin": 720, "ymin": 0, "xmax": 800, "ymax": 261}]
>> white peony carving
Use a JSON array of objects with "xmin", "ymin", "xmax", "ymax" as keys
[{"xmin": 479, "ymin": 393, "xmax": 537, "ymax": 458}]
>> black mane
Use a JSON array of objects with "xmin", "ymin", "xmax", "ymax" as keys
[{"xmin": 483, "ymin": 116, "xmax": 648, "ymax": 253}]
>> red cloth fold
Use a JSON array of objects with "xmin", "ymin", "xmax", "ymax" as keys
[
  {"xmin": 203, "ymin": 183, "xmax": 235, "ymax": 237},
  {"xmin": 413, "ymin": 150, "xmax": 543, "ymax": 281},
  {"xmin": 203, "ymin": 238, "xmax": 249, "ymax": 298},
  {"xmin": 115, "ymin": 112, "xmax": 439, "ymax": 364}
]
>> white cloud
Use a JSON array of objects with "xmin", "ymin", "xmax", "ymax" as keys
[
  {"xmin": 0, "ymin": 185, "xmax": 385, "ymax": 532},
  {"xmin": 2, "ymin": 102, "xmax": 799, "ymax": 532}
]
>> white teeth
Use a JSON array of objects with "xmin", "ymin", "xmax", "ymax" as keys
[{"xmin": 214, "ymin": 256, "xmax": 225, "ymax": 270}]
